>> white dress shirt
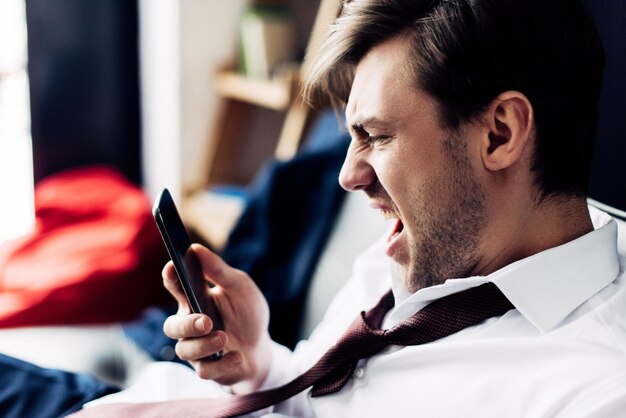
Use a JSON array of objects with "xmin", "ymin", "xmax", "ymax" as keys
[
  {"xmin": 88, "ymin": 207, "xmax": 626, "ymax": 417},
  {"xmin": 260, "ymin": 207, "xmax": 626, "ymax": 417}
]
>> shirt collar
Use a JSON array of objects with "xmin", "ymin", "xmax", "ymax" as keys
[
  {"xmin": 492, "ymin": 207, "xmax": 619, "ymax": 332},
  {"xmin": 387, "ymin": 207, "xmax": 621, "ymax": 333}
]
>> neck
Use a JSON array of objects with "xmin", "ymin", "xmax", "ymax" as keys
[{"xmin": 473, "ymin": 195, "xmax": 593, "ymax": 277}]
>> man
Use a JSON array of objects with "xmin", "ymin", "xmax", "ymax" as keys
[
  {"xmin": 9, "ymin": 0, "xmax": 625, "ymax": 416},
  {"xmin": 133, "ymin": 0, "xmax": 625, "ymax": 416}
]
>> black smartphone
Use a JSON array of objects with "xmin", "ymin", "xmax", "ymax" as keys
[{"xmin": 153, "ymin": 188, "xmax": 224, "ymax": 360}]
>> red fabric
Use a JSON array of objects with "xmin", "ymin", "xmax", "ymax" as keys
[{"xmin": 0, "ymin": 166, "xmax": 171, "ymax": 327}]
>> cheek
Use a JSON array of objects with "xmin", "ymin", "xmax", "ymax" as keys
[
  {"xmin": 377, "ymin": 147, "xmax": 439, "ymax": 200},
  {"xmin": 371, "ymin": 151, "xmax": 410, "ymax": 195}
]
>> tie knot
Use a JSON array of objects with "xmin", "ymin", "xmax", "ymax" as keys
[
  {"xmin": 334, "ymin": 312, "xmax": 388, "ymax": 360},
  {"xmin": 310, "ymin": 313, "xmax": 389, "ymax": 397}
]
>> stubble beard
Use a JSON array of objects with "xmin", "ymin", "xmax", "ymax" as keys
[{"xmin": 404, "ymin": 133, "xmax": 487, "ymax": 293}]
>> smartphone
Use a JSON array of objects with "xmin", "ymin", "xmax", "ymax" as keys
[{"xmin": 153, "ymin": 188, "xmax": 224, "ymax": 360}]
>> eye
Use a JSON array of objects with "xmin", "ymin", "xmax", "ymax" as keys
[
  {"xmin": 363, "ymin": 134, "xmax": 391, "ymax": 147},
  {"xmin": 351, "ymin": 125, "xmax": 391, "ymax": 147}
]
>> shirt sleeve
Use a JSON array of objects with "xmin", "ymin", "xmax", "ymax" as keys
[
  {"xmin": 246, "ymin": 341, "xmax": 313, "ymax": 418},
  {"xmin": 253, "ymin": 239, "xmax": 392, "ymax": 418},
  {"xmin": 256, "ymin": 342, "xmax": 298, "ymax": 391}
]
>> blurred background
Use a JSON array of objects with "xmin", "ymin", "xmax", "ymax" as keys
[
  {"xmin": 0, "ymin": 0, "xmax": 344, "ymax": 366},
  {"xmin": 0, "ymin": 0, "xmax": 623, "ymax": 383},
  {"xmin": 0, "ymin": 0, "xmax": 624, "ymax": 247},
  {"xmin": 0, "ymin": 0, "xmax": 328, "ymax": 248}
]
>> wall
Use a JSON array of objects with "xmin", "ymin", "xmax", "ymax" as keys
[
  {"xmin": 180, "ymin": 0, "xmax": 249, "ymax": 193},
  {"xmin": 141, "ymin": 0, "xmax": 321, "ymax": 201},
  {"xmin": 140, "ymin": 0, "xmax": 247, "ymax": 202}
]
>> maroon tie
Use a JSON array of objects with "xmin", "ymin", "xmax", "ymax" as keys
[{"xmin": 72, "ymin": 282, "xmax": 513, "ymax": 418}]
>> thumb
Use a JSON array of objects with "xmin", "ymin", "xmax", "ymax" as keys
[
  {"xmin": 162, "ymin": 262, "xmax": 193, "ymax": 314},
  {"xmin": 192, "ymin": 244, "xmax": 247, "ymax": 291}
]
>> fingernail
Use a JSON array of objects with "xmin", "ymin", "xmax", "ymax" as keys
[
  {"xmin": 211, "ymin": 334, "xmax": 223, "ymax": 348},
  {"xmin": 194, "ymin": 317, "xmax": 206, "ymax": 333}
]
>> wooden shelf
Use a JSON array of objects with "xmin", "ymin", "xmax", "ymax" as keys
[
  {"xmin": 182, "ymin": 190, "xmax": 246, "ymax": 251},
  {"xmin": 214, "ymin": 70, "xmax": 298, "ymax": 111},
  {"xmin": 185, "ymin": 0, "xmax": 341, "ymax": 248}
]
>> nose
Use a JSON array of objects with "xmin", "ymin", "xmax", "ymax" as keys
[{"xmin": 338, "ymin": 141, "xmax": 376, "ymax": 191}]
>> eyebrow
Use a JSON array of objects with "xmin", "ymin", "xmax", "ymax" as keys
[{"xmin": 347, "ymin": 115, "xmax": 391, "ymax": 133}]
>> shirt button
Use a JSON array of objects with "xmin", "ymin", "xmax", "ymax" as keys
[
  {"xmin": 353, "ymin": 367, "xmax": 365, "ymax": 380},
  {"xmin": 159, "ymin": 345, "xmax": 176, "ymax": 361}
]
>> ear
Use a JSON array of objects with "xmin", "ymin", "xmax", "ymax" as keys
[{"xmin": 480, "ymin": 91, "xmax": 534, "ymax": 172}]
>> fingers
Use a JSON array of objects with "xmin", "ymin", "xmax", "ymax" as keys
[
  {"xmin": 169, "ymin": 325, "xmax": 248, "ymax": 384},
  {"xmin": 173, "ymin": 330, "xmax": 227, "ymax": 361},
  {"xmin": 161, "ymin": 244, "xmax": 263, "ymax": 386},
  {"xmin": 191, "ymin": 351, "xmax": 248, "ymax": 384},
  {"xmin": 163, "ymin": 313, "xmax": 231, "ymax": 377},
  {"xmin": 163, "ymin": 311, "xmax": 216, "ymax": 339},
  {"xmin": 191, "ymin": 244, "xmax": 246, "ymax": 291}
]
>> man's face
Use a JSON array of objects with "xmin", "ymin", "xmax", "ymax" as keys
[{"xmin": 341, "ymin": 36, "xmax": 487, "ymax": 292}]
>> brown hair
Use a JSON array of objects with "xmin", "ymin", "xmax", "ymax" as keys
[{"xmin": 304, "ymin": 0, "xmax": 605, "ymax": 199}]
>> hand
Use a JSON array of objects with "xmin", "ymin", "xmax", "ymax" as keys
[{"xmin": 162, "ymin": 244, "xmax": 273, "ymax": 394}]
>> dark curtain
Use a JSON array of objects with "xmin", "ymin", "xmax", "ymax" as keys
[
  {"xmin": 586, "ymin": 1, "xmax": 626, "ymax": 211},
  {"xmin": 26, "ymin": 0, "xmax": 141, "ymax": 184}
]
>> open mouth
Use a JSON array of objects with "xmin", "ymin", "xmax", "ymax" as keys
[
  {"xmin": 381, "ymin": 210, "xmax": 404, "ymax": 242},
  {"xmin": 377, "ymin": 208, "xmax": 405, "ymax": 258},
  {"xmin": 388, "ymin": 217, "xmax": 404, "ymax": 242}
]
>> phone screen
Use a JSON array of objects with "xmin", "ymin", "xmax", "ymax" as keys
[{"xmin": 152, "ymin": 188, "xmax": 225, "ymax": 336}]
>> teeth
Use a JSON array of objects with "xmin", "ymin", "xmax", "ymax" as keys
[{"xmin": 380, "ymin": 210, "xmax": 398, "ymax": 220}]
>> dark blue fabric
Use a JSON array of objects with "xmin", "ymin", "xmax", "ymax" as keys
[
  {"xmin": 299, "ymin": 110, "xmax": 347, "ymax": 152},
  {"xmin": 0, "ymin": 353, "xmax": 118, "ymax": 418},
  {"xmin": 122, "ymin": 111, "xmax": 349, "ymax": 355},
  {"xmin": 122, "ymin": 307, "xmax": 184, "ymax": 364},
  {"xmin": 221, "ymin": 132, "xmax": 349, "ymax": 348}
]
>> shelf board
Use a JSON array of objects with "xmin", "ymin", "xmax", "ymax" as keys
[
  {"xmin": 182, "ymin": 189, "xmax": 246, "ymax": 251},
  {"xmin": 215, "ymin": 70, "xmax": 297, "ymax": 111}
]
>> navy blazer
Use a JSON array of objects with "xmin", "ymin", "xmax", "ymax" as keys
[{"xmin": 222, "ymin": 129, "xmax": 350, "ymax": 348}]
